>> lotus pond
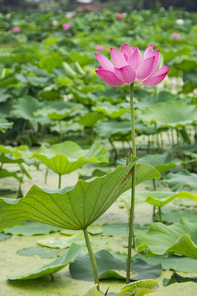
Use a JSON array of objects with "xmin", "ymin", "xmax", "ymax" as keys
[{"xmin": 0, "ymin": 7, "xmax": 197, "ymax": 296}]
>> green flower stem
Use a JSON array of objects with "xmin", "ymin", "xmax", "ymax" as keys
[
  {"xmin": 58, "ymin": 173, "xmax": 61, "ymax": 189},
  {"xmin": 83, "ymin": 228, "xmax": 100, "ymax": 291},
  {"xmin": 126, "ymin": 82, "xmax": 136, "ymax": 284}
]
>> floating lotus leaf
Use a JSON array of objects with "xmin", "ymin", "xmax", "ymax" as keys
[
  {"xmin": 138, "ymin": 151, "xmax": 181, "ymax": 173},
  {"xmin": 8, "ymin": 243, "xmax": 83, "ymax": 280},
  {"xmin": 0, "ymin": 161, "xmax": 160, "ymax": 230},
  {"xmin": 30, "ymin": 141, "xmax": 109, "ymax": 175},
  {"xmin": 166, "ymin": 170, "xmax": 197, "ymax": 191},
  {"xmin": 136, "ymin": 217, "xmax": 197, "ymax": 259},
  {"xmin": 163, "ymin": 272, "xmax": 197, "ymax": 287},
  {"xmin": 70, "ymin": 250, "xmax": 162, "ymax": 281},
  {"xmin": 17, "ymin": 246, "xmax": 57, "ymax": 259},
  {"xmin": 123, "ymin": 191, "xmax": 197, "ymax": 209},
  {"xmin": 139, "ymin": 101, "xmax": 197, "ymax": 128},
  {"xmin": 0, "ymin": 118, "xmax": 13, "ymax": 133}
]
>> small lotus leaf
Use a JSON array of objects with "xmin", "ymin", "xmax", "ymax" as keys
[
  {"xmin": 121, "ymin": 279, "xmax": 159, "ymax": 296},
  {"xmin": 134, "ymin": 254, "xmax": 197, "ymax": 273},
  {"xmin": 0, "ymin": 118, "xmax": 13, "ymax": 133},
  {"xmin": 92, "ymin": 102, "xmax": 130, "ymax": 119},
  {"xmin": 3, "ymin": 220, "xmax": 61, "ymax": 236},
  {"xmin": 138, "ymin": 151, "xmax": 181, "ymax": 173},
  {"xmin": 154, "ymin": 208, "xmax": 197, "ymax": 223},
  {"xmin": 83, "ymin": 285, "xmax": 103, "ymax": 296},
  {"xmin": 163, "ymin": 272, "xmax": 197, "ymax": 287},
  {"xmin": 123, "ymin": 191, "xmax": 197, "ymax": 208},
  {"xmin": 50, "ymin": 121, "xmax": 84, "ymax": 134},
  {"xmin": 17, "ymin": 247, "xmax": 57, "ymax": 259},
  {"xmin": 8, "ymin": 243, "xmax": 83, "ymax": 280},
  {"xmin": 0, "ymin": 168, "xmax": 22, "ymax": 182},
  {"xmin": 77, "ymin": 112, "xmax": 105, "ymax": 127},
  {"xmin": 136, "ymin": 217, "xmax": 197, "ymax": 258}
]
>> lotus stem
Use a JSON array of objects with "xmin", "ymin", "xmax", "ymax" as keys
[
  {"xmin": 58, "ymin": 173, "xmax": 61, "ymax": 189},
  {"xmin": 158, "ymin": 206, "xmax": 162, "ymax": 222},
  {"xmin": 126, "ymin": 82, "xmax": 136, "ymax": 284},
  {"xmin": 45, "ymin": 167, "xmax": 49, "ymax": 184},
  {"xmin": 83, "ymin": 228, "xmax": 100, "ymax": 291}
]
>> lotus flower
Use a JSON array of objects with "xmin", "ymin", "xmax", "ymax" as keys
[
  {"xmin": 116, "ymin": 13, "xmax": 124, "ymax": 20},
  {"xmin": 175, "ymin": 19, "xmax": 184, "ymax": 25},
  {"xmin": 52, "ymin": 20, "xmax": 58, "ymax": 26},
  {"xmin": 172, "ymin": 33, "xmax": 181, "ymax": 40},
  {"xmin": 12, "ymin": 26, "xmax": 21, "ymax": 32},
  {"xmin": 95, "ymin": 45, "xmax": 105, "ymax": 52},
  {"xmin": 62, "ymin": 23, "xmax": 71, "ymax": 31},
  {"xmin": 95, "ymin": 44, "xmax": 169, "ymax": 87}
]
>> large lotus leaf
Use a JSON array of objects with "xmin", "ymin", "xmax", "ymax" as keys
[
  {"xmin": 8, "ymin": 243, "xmax": 83, "ymax": 280},
  {"xmin": 30, "ymin": 141, "xmax": 109, "ymax": 175},
  {"xmin": 166, "ymin": 170, "xmax": 197, "ymax": 191},
  {"xmin": 139, "ymin": 101, "xmax": 197, "ymax": 128},
  {"xmin": 0, "ymin": 118, "xmax": 13, "ymax": 133},
  {"xmin": 121, "ymin": 279, "xmax": 159, "ymax": 296},
  {"xmin": 136, "ymin": 217, "xmax": 197, "ymax": 259},
  {"xmin": 70, "ymin": 250, "xmax": 162, "ymax": 281},
  {"xmin": 138, "ymin": 151, "xmax": 181, "ymax": 173},
  {"xmin": 11, "ymin": 96, "xmax": 51, "ymax": 125},
  {"xmin": 50, "ymin": 121, "xmax": 84, "ymax": 134},
  {"xmin": 0, "ymin": 161, "xmax": 160, "ymax": 230},
  {"xmin": 92, "ymin": 102, "xmax": 130, "ymax": 119},
  {"xmin": 123, "ymin": 191, "xmax": 197, "ymax": 208},
  {"xmin": 35, "ymin": 101, "xmax": 83, "ymax": 120},
  {"xmin": 94, "ymin": 120, "xmax": 131, "ymax": 138}
]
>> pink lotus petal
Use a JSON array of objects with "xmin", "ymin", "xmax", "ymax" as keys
[
  {"xmin": 121, "ymin": 44, "xmax": 135, "ymax": 56},
  {"xmin": 114, "ymin": 65, "xmax": 136, "ymax": 83},
  {"xmin": 136, "ymin": 56, "xmax": 155, "ymax": 80},
  {"xmin": 150, "ymin": 50, "xmax": 160, "ymax": 75},
  {"xmin": 110, "ymin": 48, "xmax": 127, "ymax": 68},
  {"xmin": 143, "ymin": 66, "xmax": 169, "ymax": 86},
  {"xmin": 144, "ymin": 44, "xmax": 153, "ymax": 59},
  {"xmin": 95, "ymin": 69, "xmax": 125, "ymax": 87},
  {"xmin": 95, "ymin": 53, "xmax": 114, "ymax": 71},
  {"xmin": 127, "ymin": 47, "xmax": 143, "ymax": 71}
]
